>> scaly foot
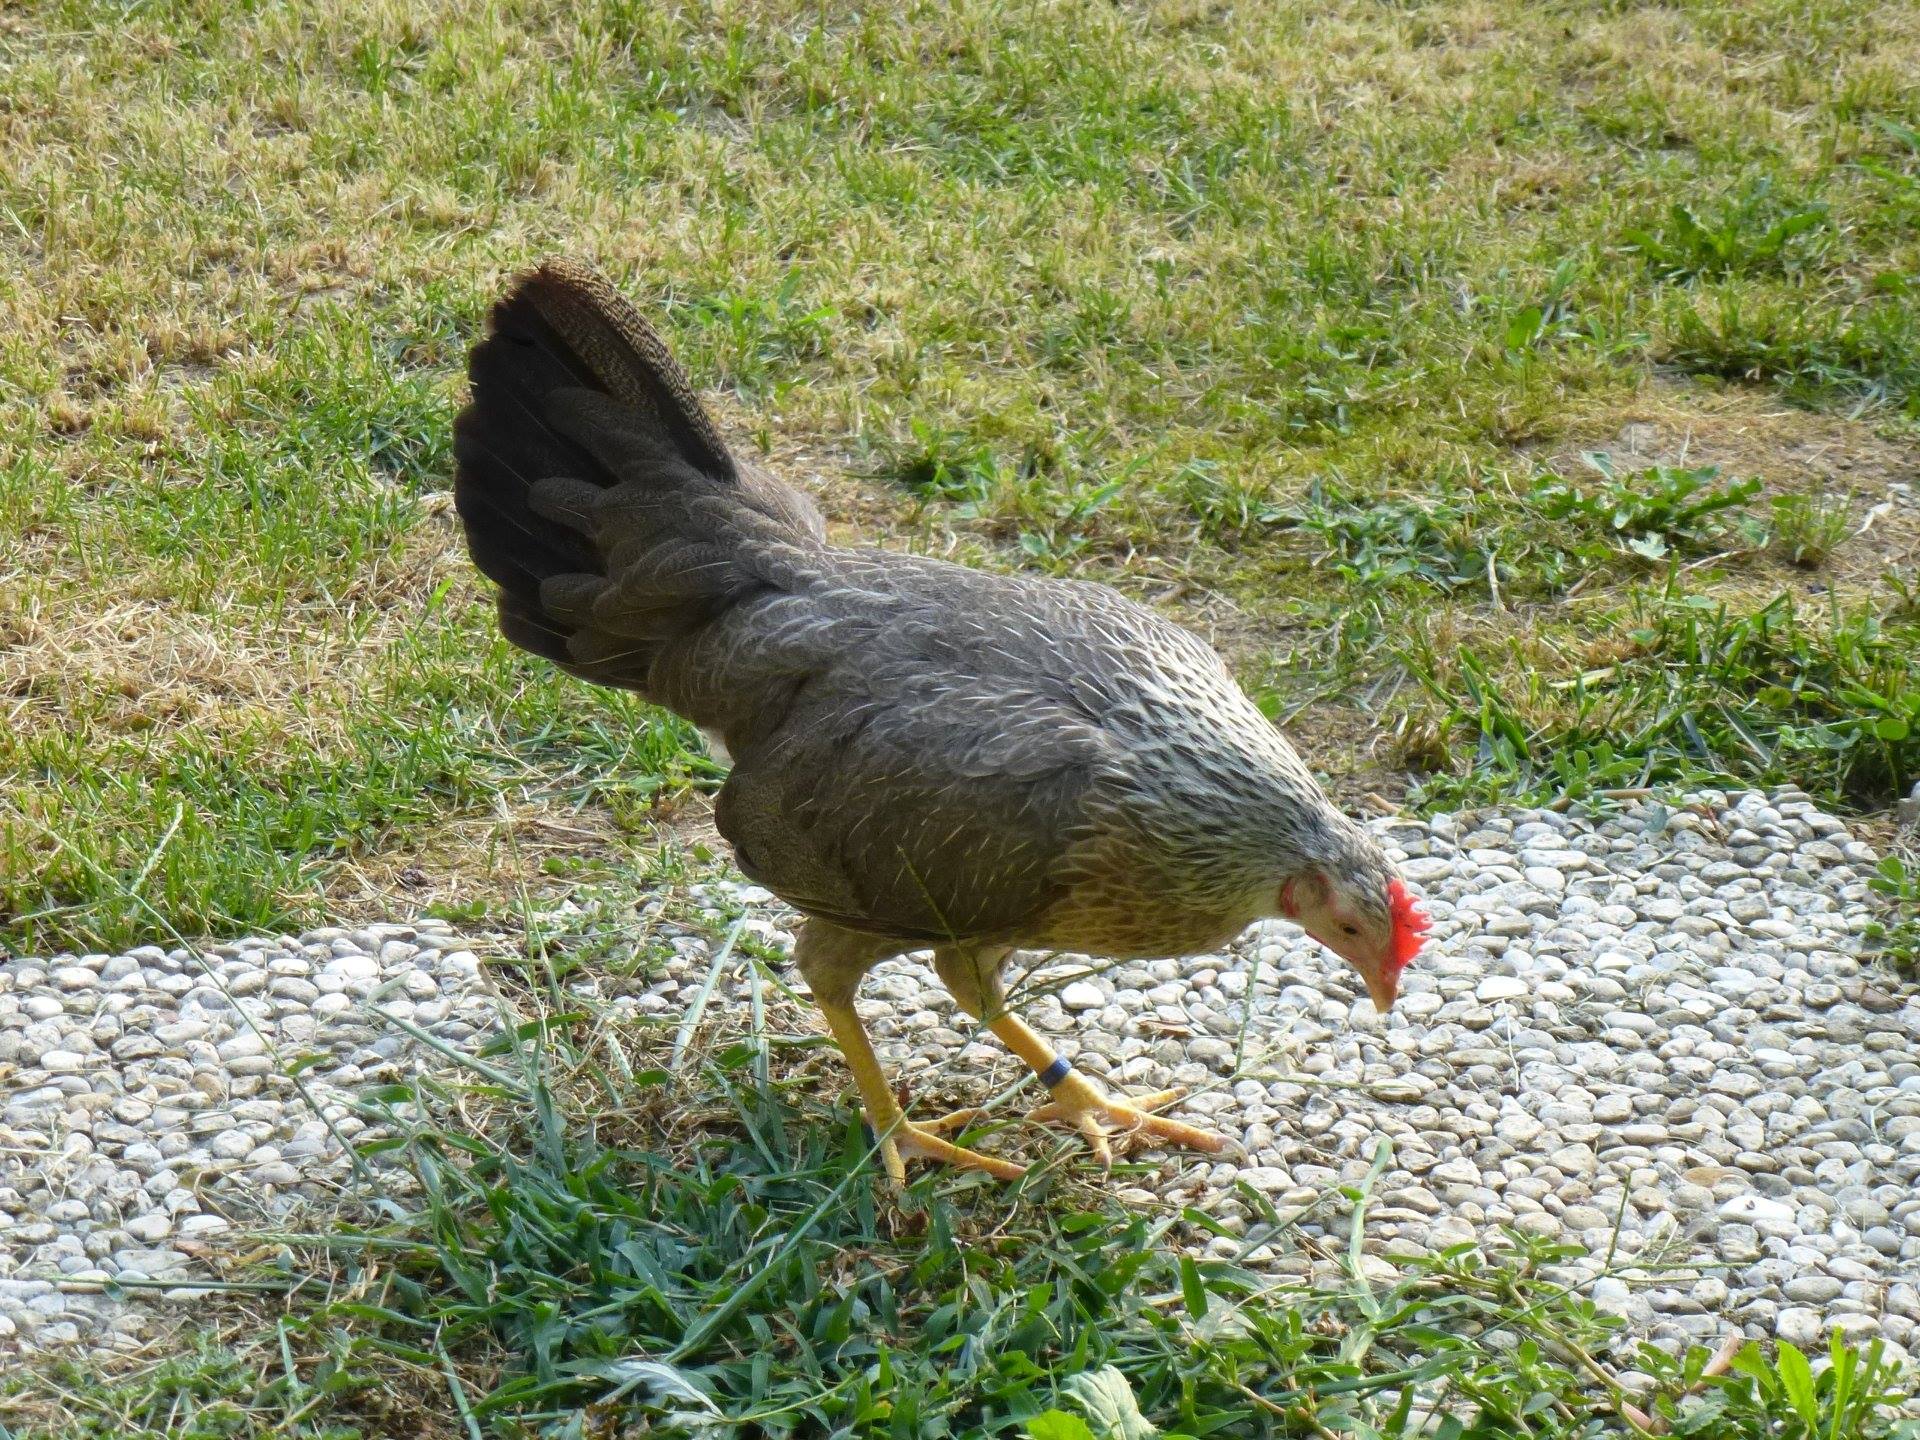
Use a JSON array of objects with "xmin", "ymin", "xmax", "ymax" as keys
[
  {"xmin": 1025, "ymin": 1073, "xmax": 1228, "ymax": 1169},
  {"xmin": 870, "ymin": 1114, "xmax": 1026, "ymax": 1183}
]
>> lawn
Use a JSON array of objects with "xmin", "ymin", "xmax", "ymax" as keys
[
  {"xmin": 2, "ymin": 0, "xmax": 1919, "ymax": 1433},
  {"xmin": 4, "ymin": 0, "xmax": 1917, "ymax": 954}
]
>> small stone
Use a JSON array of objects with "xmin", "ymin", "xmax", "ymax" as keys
[
  {"xmin": 1058, "ymin": 981, "xmax": 1104, "ymax": 1011},
  {"xmin": 1777, "ymin": 1308, "xmax": 1824, "ymax": 1347},
  {"xmin": 1783, "ymin": 1276, "xmax": 1843, "ymax": 1304},
  {"xmin": 1236, "ymin": 1167, "xmax": 1290, "ymax": 1193},
  {"xmin": 322, "ymin": 954, "xmax": 379, "ymax": 983},
  {"xmin": 1594, "ymin": 1094, "xmax": 1633, "ymax": 1124},
  {"xmin": 209, "ymin": 1129, "xmax": 255, "ymax": 1160},
  {"xmin": 1592, "ymin": 1278, "xmax": 1651, "ymax": 1323},
  {"xmin": 1719, "ymin": 1194, "xmax": 1797, "ymax": 1230},
  {"xmin": 1864, "ymin": 1226, "xmax": 1904, "ymax": 1257},
  {"xmin": 215, "ymin": 1032, "xmax": 265, "ymax": 1061},
  {"xmin": 124, "ymin": 1212, "xmax": 172, "ymax": 1243},
  {"xmin": 1548, "ymin": 1144, "xmax": 1597, "ymax": 1175}
]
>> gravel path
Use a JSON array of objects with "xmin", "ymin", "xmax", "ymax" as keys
[
  {"xmin": 0, "ymin": 921, "xmax": 501, "ymax": 1351},
  {"xmin": 3, "ymin": 788, "xmax": 1917, "ymax": 1374}
]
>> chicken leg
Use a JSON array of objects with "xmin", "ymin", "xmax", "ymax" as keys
[
  {"xmin": 796, "ymin": 921, "xmax": 1024, "ymax": 1183},
  {"xmin": 933, "ymin": 947, "xmax": 1229, "ymax": 1169},
  {"xmin": 811, "ymin": 993, "xmax": 1026, "ymax": 1182}
]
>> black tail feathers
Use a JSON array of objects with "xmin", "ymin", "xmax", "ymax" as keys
[{"xmin": 451, "ymin": 259, "xmax": 821, "ymax": 684}]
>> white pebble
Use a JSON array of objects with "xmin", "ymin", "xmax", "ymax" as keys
[{"xmin": 1058, "ymin": 981, "xmax": 1104, "ymax": 1010}]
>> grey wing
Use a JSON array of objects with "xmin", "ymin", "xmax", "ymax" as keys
[{"xmin": 713, "ymin": 670, "xmax": 1115, "ymax": 943}]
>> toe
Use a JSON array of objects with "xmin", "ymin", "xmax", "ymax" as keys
[
  {"xmin": 1135, "ymin": 1113, "xmax": 1229, "ymax": 1153},
  {"xmin": 1121, "ymin": 1088, "xmax": 1185, "ymax": 1114},
  {"xmin": 917, "ymin": 1107, "xmax": 989, "ymax": 1136},
  {"xmin": 1028, "ymin": 1081, "xmax": 1228, "ymax": 1158},
  {"xmin": 1073, "ymin": 1115, "xmax": 1115, "ymax": 1170},
  {"xmin": 893, "ymin": 1123, "xmax": 1026, "ymax": 1181}
]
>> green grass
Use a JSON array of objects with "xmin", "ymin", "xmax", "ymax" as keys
[
  {"xmin": 5, "ymin": 0, "xmax": 1920, "ymax": 952},
  {"xmin": 1869, "ymin": 854, "xmax": 1920, "ymax": 971},
  {"xmin": 1391, "ymin": 580, "xmax": 1920, "ymax": 811}
]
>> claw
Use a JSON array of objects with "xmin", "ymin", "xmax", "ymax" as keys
[
  {"xmin": 1026, "ymin": 1075, "xmax": 1228, "ymax": 1164},
  {"xmin": 873, "ymin": 1117, "xmax": 1026, "ymax": 1183}
]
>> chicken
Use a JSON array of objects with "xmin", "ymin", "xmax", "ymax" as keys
[{"xmin": 452, "ymin": 260, "xmax": 1430, "ymax": 1182}]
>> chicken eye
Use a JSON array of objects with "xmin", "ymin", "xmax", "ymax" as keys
[{"xmin": 1340, "ymin": 923, "xmax": 1358, "ymax": 936}]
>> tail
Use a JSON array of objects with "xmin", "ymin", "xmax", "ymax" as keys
[{"xmin": 452, "ymin": 258, "xmax": 825, "ymax": 694}]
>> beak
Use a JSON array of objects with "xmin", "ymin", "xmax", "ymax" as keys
[{"xmin": 1363, "ymin": 965, "xmax": 1400, "ymax": 1013}]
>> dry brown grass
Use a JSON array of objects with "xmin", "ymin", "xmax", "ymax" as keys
[{"xmin": 3, "ymin": 0, "xmax": 1917, "ymax": 953}]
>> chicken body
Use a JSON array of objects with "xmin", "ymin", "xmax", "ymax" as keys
[{"xmin": 453, "ymin": 260, "xmax": 1425, "ymax": 1180}]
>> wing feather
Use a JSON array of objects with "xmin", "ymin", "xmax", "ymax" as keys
[{"xmin": 714, "ymin": 672, "xmax": 1114, "ymax": 943}]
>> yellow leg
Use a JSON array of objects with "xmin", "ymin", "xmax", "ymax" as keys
[
  {"xmin": 985, "ymin": 1012, "xmax": 1229, "ymax": 1169},
  {"xmin": 926, "ymin": 945, "xmax": 1228, "ymax": 1170},
  {"xmin": 813, "ymin": 997, "xmax": 1026, "ymax": 1183}
]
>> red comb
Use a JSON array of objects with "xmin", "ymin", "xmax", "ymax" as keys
[{"xmin": 1387, "ymin": 878, "xmax": 1429, "ymax": 971}]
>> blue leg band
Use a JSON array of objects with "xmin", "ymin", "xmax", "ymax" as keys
[{"xmin": 1038, "ymin": 1056, "xmax": 1074, "ymax": 1089}]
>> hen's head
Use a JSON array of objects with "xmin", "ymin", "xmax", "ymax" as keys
[{"xmin": 1279, "ymin": 825, "xmax": 1430, "ymax": 1012}]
